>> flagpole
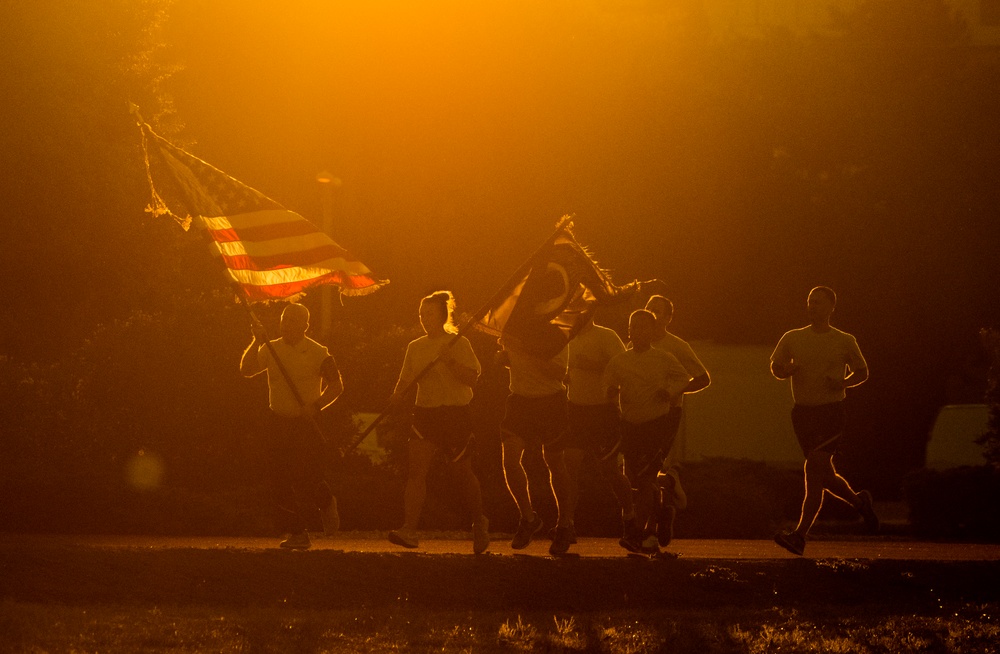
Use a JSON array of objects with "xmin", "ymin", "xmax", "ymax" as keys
[{"xmin": 339, "ymin": 215, "xmax": 574, "ymax": 456}]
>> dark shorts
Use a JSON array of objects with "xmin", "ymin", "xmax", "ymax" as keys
[
  {"xmin": 500, "ymin": 391, "xmax": 568, "ymax": 447},
  {"xmin": 563, "ymin": 402, "xmax": 622, "ymax": 461},
  {"xmin": 791, "ymin": 402, "xmax": 847, "ymax": 455},
  {"xmin": 263, "ymin": 411, "xmax": 332, "ymax": 533},
  {"xmin": 264, "ymin": 412, "xmax": 326, "ymax": 474},
  {"xmin": 621, "ymin": 408, "xmax": 681, "ymax": 480},
  {"xmin": 411, "ymin": 404, "xmax": 474, "ymax": 462}
]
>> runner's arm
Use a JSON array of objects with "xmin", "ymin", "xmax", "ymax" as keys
[
  {"xmin": 240, "ymin": 338, "xmax": 265, "ymax": 377},
  {"xmin": 313, "ymin": 356, "xmax": 344, "ymax": 412}
]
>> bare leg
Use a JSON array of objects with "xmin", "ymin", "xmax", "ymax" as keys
[
  {"xmin": 400, "ymin": 438, "xmax": 437, "ymax": 531},
  {"xmin": 795, "ymin": 451, "xmax": 855, "ymax": 536},
  {"xmin": 634, "ymin": 475, "xmax": 660, "ymax": 535},
  {"xmin": 544, "ymin": 445, "xmax": 581, "ymax": 528},
  {"xmin": 822, "ymin": 457, "xmax": 863, "ymax": 507},
  {"xmin": 563, "ymin": 447, "xmax": 585, "ymax": 513},
  {"xmin": 502, "ymin": 437, "xmax": 536, "ymax": 521},
  {"xmin": 446, "ymin": 455, "xmax": 485, "ymax": 524},
  {"xmin": 599, "ymin": 455, "xmax": 635, "ymax": 520}
]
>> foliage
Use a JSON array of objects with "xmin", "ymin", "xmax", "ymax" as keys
[
  {"xmin": 0, "ymin": 0, "xmax": 180, "ymax": 361},
  {"xmin": 0, "ymin": 291, "xmax": 269, "ymax": 534},
  {"xmin": 676, "ymin": 458, "xmax": 803, "ymax": 538},
  {"xmin": 978, "ymin": 328, "xmax": 1000, "ymax": 469},
  {"xmin": 903, "ymin": 465, "xmax": 1000, "ymax": 540}
]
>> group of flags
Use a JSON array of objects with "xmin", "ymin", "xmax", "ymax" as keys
[{"xmin": 138, "ymin": 120, "xmax": 638, "ymax": 356}]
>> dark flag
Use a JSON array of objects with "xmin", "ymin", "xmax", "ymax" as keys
[{"xmin": 478, "ymin": 218, "xmax": 637, "ymax": 358}]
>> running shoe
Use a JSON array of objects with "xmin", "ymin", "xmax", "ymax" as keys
[
  {"xmin": 388, "ymin": 529, "xmax": 419, "ymax": 549},
  {"xmin": 618, "ymin": 518, "xmax": 644, "ymax": 553},
  {"xmin": 279, "ymin": 532, "xmax": 311, "ymax": 550},
  {"xmin": 549, "ymin": 525, "xmax": 576, "ymax": 556},
  {"xmin": 857, "ymin": 490, "xmax": 880, "ymax": 534},
  {"xmin": 639, "ymin": 534, "xmax": 660, "ymax": 555},
  {"xmin": 656, "ymin": 505, "xmax": 677, "ymax": 548},
  {"xmin": 773, "ymin": 530, "xmax": 806, "ymax": 556},
  {"xmin": 472, "ymin": 516, "xmax": 490, "ymax": 554},
  {"xmin": 510, "ymin": 514, "xmax": 544, "ymax": 549}
]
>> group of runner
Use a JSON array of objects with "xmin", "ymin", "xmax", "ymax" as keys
[{"xmin": 241, "ymin": 286, "xmax": 879, "ymax": 557}]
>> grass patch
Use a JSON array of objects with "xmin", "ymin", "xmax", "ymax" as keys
[
  {"xmin": 1, "ymin": 535, "xmax": 998, "ymax": 652},
  {"xmin": 1, "ymin": 601, "xmax": 998, "ymax": 653}
]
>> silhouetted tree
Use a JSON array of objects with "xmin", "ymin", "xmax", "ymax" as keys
[{"xmin": 0, "ymin": 0, "xmax": 184, "ymax": 360}]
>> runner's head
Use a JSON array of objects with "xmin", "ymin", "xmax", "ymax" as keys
[
  {"xmin": 628, "ymin": 309, "xmax": 657, "ymax": 350},
  {"xmin": 807, "ymin": 286, "xmax": 836, "ymax": 325},
  {"xmin": 420, "ymin": 290, "xmax": 458, "ymax": 335},
  {"xmin": 279, "ymin": 303, "xmax": 310, "ymax": 343}
]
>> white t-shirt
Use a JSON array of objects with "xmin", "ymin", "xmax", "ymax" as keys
[
  {"xmin": 770, "ymin": 325, "xmax": 867, "ymax": 406},
  {"xmin": 396, "ymin": 334, "xmax": 480, "ymax": 408},
  {"xmin": 567, "ymin": 323, "xmax": 625, "ymax": 406},
  {"xmin": 258, "ymin": 336, "xmax": 331, "ymax": 418},
  {"xmin": 652, "ymin": 331, "xmax": 708, "ymax": 407},
  {"xmin": 506, "ymin": 345, "xmax": 568, "ymax": 398},
  {"xmin": 602, "ymin": 347, "xmax": 691, "ymax": 424}
]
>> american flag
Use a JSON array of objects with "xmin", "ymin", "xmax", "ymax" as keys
[{"xmin": 138, "ymin": 121, "xmax": 388, "ymax": 301}]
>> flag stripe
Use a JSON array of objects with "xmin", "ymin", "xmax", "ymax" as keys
[
  {"xmin": 201, "ymin": 210, "xmax": 323, "ymax": 243},
  {"xmin": 226, "ymin": 264, "xmax": 365, "ymax": 288},
  {"xmin": 202, "ymin": 209, "xmax": 322, "ymax": 241},
  {"xmin": 211, "ymin": 234, "xmax": 351, "ymax": 261},
  {"xmin": 201, "ymin": 210, "xmax": 304, "ymax": 231},
  {"xmin": 229, "ymin": 269, "xmax": 382, "ymax": 302},
  {"xmin": 207, "ymin": 221, "xmax": 321, "ymax": 244},
  {"xmin": 218, "ymin": 250, "xmax": 375, "ymax": 274}
]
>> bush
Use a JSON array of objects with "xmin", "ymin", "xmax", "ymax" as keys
[
  {"xmin": 676, "ymin": 458, "xmax": 803, "ymax": 538},
  {"xmin": 903, "ymin": 465, "xmax": 1000, "ymax": 540},
  {"xmin": 979, "ymin": 328, "xmax": 1000, "ymax": 469}
]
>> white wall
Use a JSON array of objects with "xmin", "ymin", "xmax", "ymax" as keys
[{"xmin": 675, "ymin": 342, "xmax": 802, "ymax": 465}]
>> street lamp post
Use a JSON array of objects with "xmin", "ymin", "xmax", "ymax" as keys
[{"xmin": 315, "ymin": 170, "xmax": 342, "ymax": 337}]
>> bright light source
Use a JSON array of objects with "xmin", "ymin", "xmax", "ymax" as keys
[
  {"xmin": 126, "ymin": 450, "xmax": 165, "ymax": 491},
  {"xmin": 316, "ymin": 170, "xmax": 342, "ymax": 186}
]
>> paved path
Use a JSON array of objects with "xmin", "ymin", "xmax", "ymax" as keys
[{"xmin": 14, "ymin": 533, "xmax": 999, "ymax": 561}]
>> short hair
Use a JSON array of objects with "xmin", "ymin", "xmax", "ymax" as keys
[
  {"xmin": 809, "ymin": 286, "xmax": 837, "ymax": 307},
  {"xmin": 629, "ymin": 309, "xmax": 657, "ymax": 327},
  {"xmin": 282, "ymin": 303, "xmax": 310, "ymax": 321},
  {"xmin": 422, "ymin": 290, "xmax": 458, "ymax": 334},
  {"xmin": 646, "ymin": 295, "xmax": 674, "ymax": 319}
]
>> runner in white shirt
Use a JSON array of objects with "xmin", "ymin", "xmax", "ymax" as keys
[
  {"xmin": 387, "ymin": 291, "xmax": 489, "ymax": 554},
  {"xmin": 645, "ymin": 295, "xmax": 711, "ymax": 547},
  {"xmin": 240, "ymin": 303, "xmax": 343, "ymax": 551},
  {"xmin": 497, "ymin": 335, "xmax": 571, "ymax": 551},
  {"xmin": 603, "ymin": 310, "xmax": 691, "ymax": 556},
  {"xmin": 559, "ymin": 315, "xmax": 637, "ymax": 555},
  {"xmin": 770, "ymin": 286, "xmax": 879, "ymax": 556}
]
